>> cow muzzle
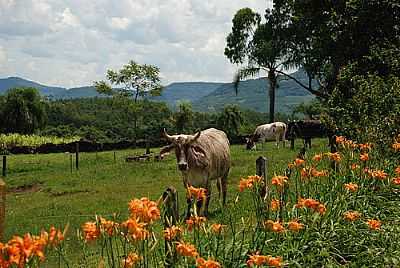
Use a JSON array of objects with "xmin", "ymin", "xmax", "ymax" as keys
[{"xmin": 178, "ymin": 162, "xmax": 188, "ymax": 171}]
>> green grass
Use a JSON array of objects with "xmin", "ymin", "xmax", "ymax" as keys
[{"xmin": 2, "ymin": 139, "xmax": 400, "ymax": 267}]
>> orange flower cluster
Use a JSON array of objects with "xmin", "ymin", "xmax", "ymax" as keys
[
  {"xmin": 294, "ymin": 158, "xmax": 305, "ymax": 167},
  {"xmin": 0, "ymin": 226, "xmax": 65, "ymax": 267},
  {"xmin": 123, "ymin": 252, "xmax": 141, "ymax": 268},
  {"xmin": 239, "ymin": 175, "xmax": 263, "ymax": 192},
  {"xmin": 367, "ymin": 219, "xmax": 381, "ymax": 230},
  {"xmin": 360, "ymin": 153, "xmax": 369, "ymax": 162},
  {"xmin": 271, "ymin": 175, "xmax": 288, "ymax": 188},
  {"xmin": 246, "ymin": 253, "xmax": 283, "ymax": 267},
  {"xmin": 301, "ymin": 167, "xmax": 328, "ymax": 179},
  {"xmin": 128, "ymin": 197, "xmax": 160, "ymax": 223},
  {"xmin": 392, "ymin": 177, "xmax": 400, "ymax": 185},
  {"xmin": 186, "ymin": 216, "xmax": 207, "ymax": 231},
  {"xmin": 187, "ymin": 186, "xmax": 207, "ymax": 200},
  {"xmin": 335, "ymin": 136, "xmax": 346, "ymax": 144},
  {"xmin": 395, "ymin": 166, "xmax": 400, "ymax": 175},
  {"xmin": 359, "ymin": 143, "xmax": 372, "ymax": 152},
  {"xmin": 351, "ymin": 163, "xmax": 360, "ymax": 170},
  {"xmin": 326, "ymin": 152, "xmax": 341, "ymax": 162},
  {"xmin": 176, "ymin": 241, "xmax": 198, "ymax": 257},
  {"xmin": 163, "ymin": 226, "xmax": 183, "ymax": 241},
  {"xmin": 392, "ymin": 142, "xmax": 400, "ymax": 151},
  {"xmin": 99, "ymin": 217, "xmax": 118, "ymax": 236},
  {"xmin": 211, "ymin": 223, "xmax": 226, "ymax": 234},
  {"xmin": 264, "ymin": 220, "xmax": 285, "ymax": 233},
  {"xmin": 344, "ymin": 183, "xmax": 359, "ymax": 192},
  {"xmin": 82, "ymin": 221, "xmax": 101, "ymax": 242},
  {"xmin": 336, "ymin": 136, "xmax": 358, "ymax": 149},
  {"xmin": 312, "ymin": 154, "xmax": 323, "ymax": 162},
  {"xmin": 196, "ymin": 257, "xmax": 222, "ymax": 268},
  {"xmin": 343, "ymin": 211, "xmax": 361, "ymax": 222},
  {"xmin": 296, "ymin": 198, "xmax": 326, "ymax": 215},
  {"xmin": 287, "ymin": 220, "xmax": 304, "ymax": 232},
  {"xmin": 270, "ymin": 199, "xmax": 280, "ymax": 211},
  {"xmin": 122, "ymin": 217, "xmax": 149, "ymax": 241},
  {"xmin": 367, "ymin": 169, "xmax": 388, "ymax": 180}
]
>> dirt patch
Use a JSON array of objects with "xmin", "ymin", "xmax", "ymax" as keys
[
  {"xmin": 9, "ymin": 183, "xmax": 42, "ymax": 194},
  {"xmin": 49, "ymin": 189, "xmax": 95, "ymax": 197}
]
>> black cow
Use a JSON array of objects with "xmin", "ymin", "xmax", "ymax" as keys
[{"xmin": 286, "ymin": 120, "xmax": 334, "ymax": 149}]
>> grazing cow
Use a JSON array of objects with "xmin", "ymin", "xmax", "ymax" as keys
[
  {"xmin": 160, "ymin": 128, "xmax": 230, "ymax": 218},
  {"xmin": 246, "ymin": 122, "xmax": 287, "ymax": 150},
  {"xmin": 286, "ymin": 120, "xmax": 334, "ymax": 149}
]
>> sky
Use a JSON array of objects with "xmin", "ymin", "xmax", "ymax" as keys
[{"xmin": 0, "ymin": 0, "xmax": 271, "ymax": 88}]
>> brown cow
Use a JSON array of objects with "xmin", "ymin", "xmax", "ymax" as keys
[{"xmin": 160, "ymin": 128, "xmax": 230, "ymax": 218}]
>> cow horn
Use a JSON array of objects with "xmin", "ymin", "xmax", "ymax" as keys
[
  {"xmin": 162, "ymin": 128, "xmax": 174, "ymax": 143},
  {"xmin": 188, "ymin": 130, "xmax": 201, "ymax": 144}
]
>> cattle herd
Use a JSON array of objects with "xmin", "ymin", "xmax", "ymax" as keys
[{"xmin": 159, "ymin": 120, "xmax": 334, "ymax": 218}]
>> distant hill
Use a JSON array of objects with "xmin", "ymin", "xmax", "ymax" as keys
[
  {"xmin": 151, "ymin": 82, "xmax": 223, "ymax": 105},
  {"xmin": 193, "ymin": 69, "xmax": 316, "ymax": 113},
  {"xmin": 0, "ymin": 69, "xmax": 316, "ymax": 113},
  {"xmin": 0, "ymin": 77, "xmax": 66, "ymax": 97}
]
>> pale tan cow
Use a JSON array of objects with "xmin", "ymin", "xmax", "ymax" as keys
[{"xmin": 160, "ymin": 128, "xmax": 230, "ymax": 218}]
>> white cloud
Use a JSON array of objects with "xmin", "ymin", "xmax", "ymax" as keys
[
  {"xmin": 108, "ymin": 17, "xmax": 131, "ymax": 30},
  {"xmin": 0, "ymin": 45, "xmax": 7, "ymax": 71},
  {"xmin": 0, "ymin": 0, "xmax": 271, "ymax": 87}
]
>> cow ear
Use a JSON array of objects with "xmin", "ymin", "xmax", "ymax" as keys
[{"xmin": 160, "ymin": 144, "xmax": 175, "ymax": 156}]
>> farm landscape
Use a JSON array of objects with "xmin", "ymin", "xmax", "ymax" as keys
[{"xmin": 1, "ymin": 0, "xmax": 400, "ymax": 267}]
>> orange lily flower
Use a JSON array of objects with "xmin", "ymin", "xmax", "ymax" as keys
[
  {"xmin": 343, "ymin": 211, "xmax": 361, "ymax": 221},
  {"xmin": 344, "ymin": 183, "xmax": 359, "ymax": 192},
  {"xmin": 367, "ymin": 219, "xmax": 381, "ymax": 230}
]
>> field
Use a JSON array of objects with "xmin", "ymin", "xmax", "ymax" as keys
[{"xmin": 3, "ymin": 139, "xmax": 400, "ymax": 267}]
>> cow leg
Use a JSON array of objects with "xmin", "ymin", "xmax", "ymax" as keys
[
  {"xmin": 221, "ymin": 172, "xmax": 228, "ymax": 206},
  {"xmin": 216, "ymin": 178, "xmax": 222, "ymax": 200},
  {"xmin": 203, "ymin": 181, "xmax": 212, "ymax": 218}
]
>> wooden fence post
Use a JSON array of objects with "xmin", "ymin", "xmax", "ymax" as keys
[
  {"xmin": 256, "ymin": 156, "xmax": 268, "ymax": 200},
  {"xmin": 2, "ymin": 156, "xmax": 6, "ymax": 177},
  {"xmin": 75, "ymin": 142, "xmax": 79, "ymax": 170},
  {"xmin": 162, "ymin": 186, "xmax": 179, "ymax": 267},
  {"xmin": 114, "ymin": 152, "xmax": 116, "ymax": 163},
  {"xmin": 0, "ymin": 179, "xmax": 6, "ymax": 241}
]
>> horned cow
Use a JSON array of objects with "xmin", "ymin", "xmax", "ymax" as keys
[
  {"xmin": 246, "ymin": 122, "xmax": 287, "ymax": 150},
  {"xmin": 160, "ymin": 128, "xmax": 230, "ymax": 218}
]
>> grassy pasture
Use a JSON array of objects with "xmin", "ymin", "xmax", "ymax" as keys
[{"xmin": 2, "ymin": 139, "xmax": 400, "ymax": 267}]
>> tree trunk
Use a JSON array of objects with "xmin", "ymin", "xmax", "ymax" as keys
[{"xmin": 268, "ymin": 70, "xmax": 277, "ymax": 123}]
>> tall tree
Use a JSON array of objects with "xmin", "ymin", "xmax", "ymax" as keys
[
  {"xmin": 94, "ymin": 60, "xmax": 163, "ymax": 143},
  {"xmin": 1, "ymin": 87, "xmax": 47, "ymax": 134},
  {"xmin": 225, "ymin": 4, "xmax": 291, "ymax": 123}
]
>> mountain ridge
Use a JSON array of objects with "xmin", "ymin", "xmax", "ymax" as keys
[{"xmin": 0, "ymin": 69, "xmax": 315, "ymax": 113}]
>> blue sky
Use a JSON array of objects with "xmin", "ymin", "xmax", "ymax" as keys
[{"xmin": 0, "ymin": 0, "xmax": 270, "ymax": 88}]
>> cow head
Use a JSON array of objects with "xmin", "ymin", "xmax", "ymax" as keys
[
  {"xmin": 245, "ymin": 134, "xmax": 257, "ymax": 150},
  {"xmin": 160, "ymin": 129, "xmax": 204, "ymax": 171}
]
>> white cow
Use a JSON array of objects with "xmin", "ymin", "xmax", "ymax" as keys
[{"xmin": 246, "ymin": 122, "xmax": 287, "ymax": 150}]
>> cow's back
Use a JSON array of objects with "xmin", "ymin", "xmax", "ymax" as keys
[{"xmin": 193, "ymin": 128, "xmax": 230, "ymax": 179}]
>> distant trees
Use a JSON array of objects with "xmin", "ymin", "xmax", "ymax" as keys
[
  {"xmin": 217, "ymin": 105, "xmax": 243, "ymax": 138},
  {"xmin": 174, "ymin": 101, "xmax": 194, "ymax": 133},
  {"xmin": 94, "ymin": 60, "xmax": 163, "ymax": 143},
  {"xmin": 0, "ymin": 87, "xmax": 47, "ymax": 134}
]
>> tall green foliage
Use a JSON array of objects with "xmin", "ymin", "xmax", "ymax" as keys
[
  {"xmin": 174, "ymin": 101, "xmax": 194, "ymax": 133},
  {"xmin": 217, "ymin": 105, "xmax": 243, "ymax": 138},
  {"xmin": 94, "ymin": 60, "xmax": 163, "ymax": 142},
  {"xmin": 0, "ymin": 87, "xmax": 47, "ymax": 134},
  {"xmin": 225, "ymin": 5, "xmax": 291, "ymax": 123}
]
